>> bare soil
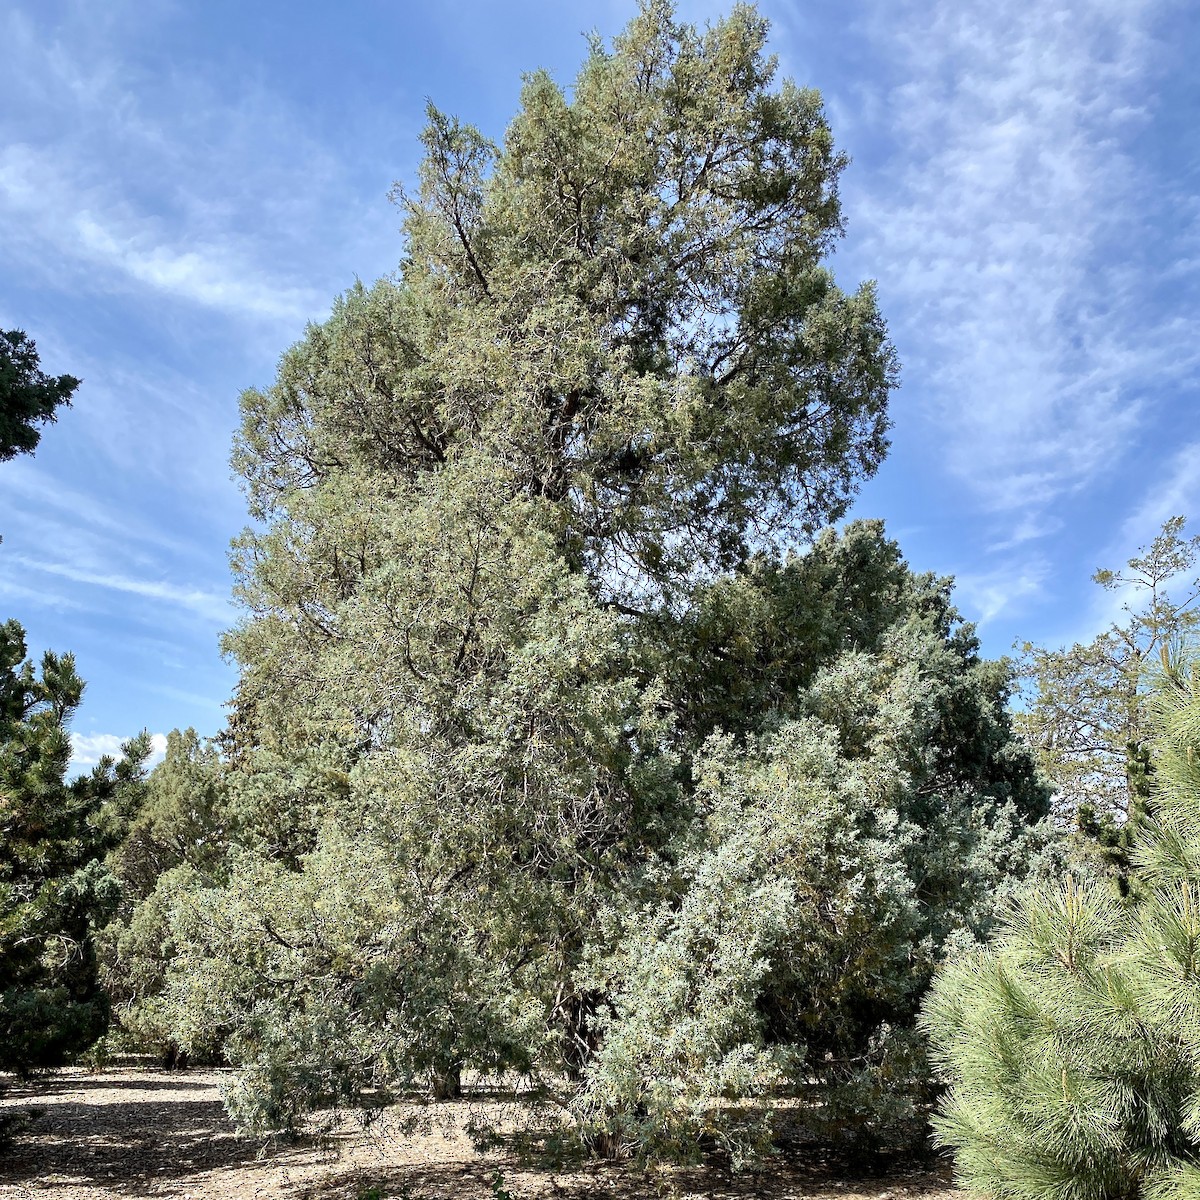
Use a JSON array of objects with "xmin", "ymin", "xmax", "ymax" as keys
[{"xmin": 0, "ymin": 1068, "xmax": 964, "ymax": 1200}]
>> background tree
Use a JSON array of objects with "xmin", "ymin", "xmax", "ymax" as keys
[
  {"xmin": 0, "ymin": 329, "xmax": 79, "ymax": 463},
  {"xmin": 0, "ymin": 328, "xmax": 148, "ymax": 1148},
  {"xmin": 922, "ymin": 653, "xmax": 1200, "ymax": 1200},
  {"xmin": 1016, "ymin": 516, "xmax": 1200, "ymax": 889},
  {"xmin": 0, "ymin": 620, "xmax": 150, "ymax": 1077},
  {"xmin": 98, "ymin": 728, "xmax": 228, "ymax": 1063}
]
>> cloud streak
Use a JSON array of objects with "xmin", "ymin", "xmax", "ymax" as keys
[
  {"xmin": 12, "ymin": 556, "xmax": 232, "ymax": 624},
  {"xmin": 0, "ymin": 134, "xmax": 322, "ymax": 328},
  {"xmin": 0, "ymin": 7, "xmax": 396, "ymax": 334},
  {"xmin": 953, "ymin": 557, "xmax": 1050, "ymax": 628},
  {"xmin": 848, "ymin": 0, "xmax": 1195, "ymax": 516}
]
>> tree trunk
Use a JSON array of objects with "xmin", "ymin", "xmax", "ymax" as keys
[{"xmin": 431, "ymin": 1060, "xmax": 463, "ymax": 1100}]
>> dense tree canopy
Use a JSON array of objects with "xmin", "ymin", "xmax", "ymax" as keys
[
  {"xmin": 0, "ymin": 620, "xmax": 149, "ymax": 1078},
  {"xmin": 233, "ymin": 0, "xmax": 895, "ymax": 611},
  {"xmin": 97, "ymin": 0, "xmax": 1055, "ymax": 1165}
]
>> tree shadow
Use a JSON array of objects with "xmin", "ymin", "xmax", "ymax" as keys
[
  {"xmin": 0, "ymin": 1073, "xmax": 961, "ymax": 1200},
  {"xmin": 296, "ymin": 1152, "xmax": 959, "ymax": 1200},
  {"xmin": 0, "ymin": 1089, "xmax": 322, "ymax": 1197}
]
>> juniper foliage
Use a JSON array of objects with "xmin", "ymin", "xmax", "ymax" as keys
[{"xmin": 137, "ymin": 1, "xmax": 1050, "ymax": 1162}]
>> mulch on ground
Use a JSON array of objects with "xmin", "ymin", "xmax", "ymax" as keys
[{"xmin": 0, "ymin": 1069, "xmax": 965, "ymax": 1200}]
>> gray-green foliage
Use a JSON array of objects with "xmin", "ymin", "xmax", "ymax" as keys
[
  {"xmin": 140, "ymin": 0, "xmax": 1050, "ymax": 1162},
  {"xmin": 922, "ymin": 659, "xmax": 1200, "ymax": 1200},
  {"xmin": 99, "ymin": 729, "xmax": 228, "ymax": 1059},
  {"xmin": 574, "ymin": 541, "xmax": 1054, "ymax": 1161},
  {"xmin": 155, "ymin": 524, "xmax": 1049, "ymax": 1154}
]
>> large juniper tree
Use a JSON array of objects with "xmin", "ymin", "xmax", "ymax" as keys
[{"xmin": 153, "ymin": 1, "xmax": 1050, "ymax": 1158}]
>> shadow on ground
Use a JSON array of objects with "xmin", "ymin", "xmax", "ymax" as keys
[
  {"xmin": 0, "ymin": 1070, "xmax": 960, "ymax": 1200},
  {"xmin": 0, "ymin": 1083, "xmax": 315, "ymax": 1197},
  {"xmin": 298, "ymin": 1153, "xmax": 959, "ymax": 1200}
]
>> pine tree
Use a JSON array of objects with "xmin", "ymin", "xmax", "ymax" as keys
[
  {"xmin": 1017, "ymin": 516, "xmax": 1200, "ymax": 890},
  {"xmin": 0, "ymin": 620, "xmax": 149, "ymax": 1076},
  {"xmin": 922, "ymin": 654, "xmax": 1200, "ymax": 1200},
  {"xmin": 0, "ymin": 329, "xmax": 78, "ymax": 463}
]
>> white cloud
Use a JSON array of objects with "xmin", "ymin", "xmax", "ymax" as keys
[
  {"xmin": 77, "ymin": 207, "xmax": 319, "ymax": 323},
  {"xmin": 70, "ymin": 729, "xmax": 168, "ymax": 774},
  {"xmin": 1117, "ymin": 442, "xmax": 1200, "ymax": 548},
  {"xmin": 0, "ymin": 458, "xmax": 198, "ymax": 555},
  {"xmin": 0, "ymin": 575, "xmax": 85, "ymax": 612},
  {"xmin": 847, "ymin": 0, "xmax": 1195, "ymax": 515},
  {"xmin": 954, "ymin": 557, "xmax": 1049, "ymax": 628},
  {"xmin": 988, "ymin": 513, "xmax": 1066, "ymax": 554},
  {"xmin": 12, "ymin": 556, "xmax": 232, "ymax": 624},
  {"xmin": 0, "ymin": 8, "xmax": 402, "ymax": 332},
  {"xmin": 69, "ymin": 733, "xmax": 128, "ymax": 765},
  {"xmin": 0, "ymin": 142, "xmax": 322, "ymax": 327}
]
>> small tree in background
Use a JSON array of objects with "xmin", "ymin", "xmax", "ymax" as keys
[
  {"xmin": 0, "ymin": 620, "xmax": 149, "ymax": 1077},
  {"xmin": 922, "ymin": 653, "xmax": 1200, "ymax": 1200},
  {"xmin": 98, "ymin": 728, "xmax": 228, "ymax": 1063},
  {"xmin": 1016, "ymin": 516, "xmax": 1200, "ymax": 892}
]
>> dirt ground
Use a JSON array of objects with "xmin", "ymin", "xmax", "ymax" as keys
[{"xmin": 0, "ymin": 1068, "xmax": 965, "ymax": 1200}]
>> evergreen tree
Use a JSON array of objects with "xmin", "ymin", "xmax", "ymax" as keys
[
  {"xmin": 0, "ymin": 620, "xmax": 149, "ymax": 1076},
  {"xmin": 0, "ymin": 329, "xmax": 79, "ymax": 463},
  {"xmin": 149, "ymin": 1, "xmax": 1048, "ymax": 1160},
  {"xmin": 0, "ymin": 322, "xmax": 147, "ymax": 1147},
  {"xmin": 1016, "ymin": 516, "xmax": 1200, "ymax": 890},
  {"xmin": 922, "ymin": 655, "xmax": 1200, "ymax": 1200},
  {"xmin": 573, "ymin": 524, "xmax": 1052, "ymax": 1160},
  {"xmin": 98, "ymin": 728, "xmax": 228, "ymax": 1061}
]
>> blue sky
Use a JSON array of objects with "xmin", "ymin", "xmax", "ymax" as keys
[{"xmin": 1, "ymin": 0, "xmax": 1197, "ymax": 773}]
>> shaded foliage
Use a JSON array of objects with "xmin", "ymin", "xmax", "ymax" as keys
[
  {"xmin": 0, "ymin": 620, "xmax": 149, "ymax": 1076},
  {"xmin": 0, "ymin": 329, "xmax": 78, "ymax": 463}
]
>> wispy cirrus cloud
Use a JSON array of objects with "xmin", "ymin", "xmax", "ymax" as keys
[
  {"xmin": 845, "ymin": 0, "xmax": 1196, "ymax": 518},
  {"xmin": 11, "ymin": 556, "xmax": 232, "ymax": 624},
  {"xmin": 1117, "ymin": 442, "xmax": 1200, "ymax": 548},
  {"xmin": 0, "ymin": 131, "xmax": 322, "ymax": 331},
  {"xmin": 952, "ymin": 557, "xmax": 1050, "ymax": 629},
  {"xmin": 0, "ymin": 6, "xmax": 397, "ymax": 333},
  {"xmin": 0, "ymin": 458, "xmax": 197, "ymax": 554}
]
